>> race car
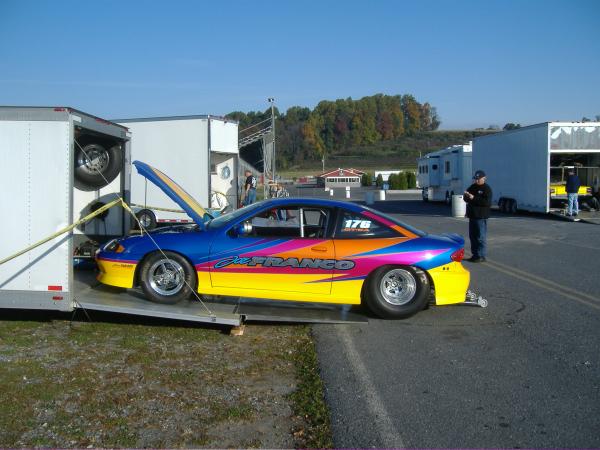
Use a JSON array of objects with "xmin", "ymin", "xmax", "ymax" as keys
[{"xmin": 96, "ymin": 161, "xmax": 470, "ymax": 319}]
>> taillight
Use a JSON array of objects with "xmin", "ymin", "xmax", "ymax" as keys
[{"xmin": 451, "ymin": 248, "xmax": 464, "ymax": 262}]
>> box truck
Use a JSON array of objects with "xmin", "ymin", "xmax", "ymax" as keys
[
  {"xmin": 417, "ymin": 143, "xmax": 473, "ymax": 203},
  {"xmin": 115, "ymin": 116, "xmax": 239, "ymax": 229},
  {"xmin": 472, "ymin": 122, "xmax": 600, "ymax": 213}
]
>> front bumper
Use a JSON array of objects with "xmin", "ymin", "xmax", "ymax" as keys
[
  {"xmin": 96, "ymin": 256, "xmax": 137, "ymax": 288},
  {"xmin": 427, "ymin": 262, "xmax": 470, "ymax": 305}
]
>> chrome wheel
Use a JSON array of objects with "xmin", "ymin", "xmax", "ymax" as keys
[
  {"xmin": 148, "ymin": 258, "xmax": 185, "ymax": 296},
  {"xmin": 379, "ymin": 269, "xmax": 417, "ymax": 306},
  {"xmin": 139, "ymin": 213, "xmax": 153, "ymax": 228},
  {"xmin": 77, "ymin": 144, "xmax": 110, "ymax": 174}
]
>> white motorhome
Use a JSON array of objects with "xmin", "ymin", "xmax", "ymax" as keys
[
  {"xmin": 115, "ymin": 115, "xmax": 239, "ymax": 229},
  {"xmin": 417, "ymin": 143, "xmax": 473, "ymax": 203},
  {"xmin": 473, "ymin": 122, "xmax": 600, "ymax": 213}
]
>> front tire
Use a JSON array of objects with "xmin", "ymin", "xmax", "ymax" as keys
[
  {"xmin": 139, "ymin": 251, "xmax": 197, "ymax": 304},
  {"xmin": 364, "ymin": 266, "xmax": 430, "ymax": 319}
]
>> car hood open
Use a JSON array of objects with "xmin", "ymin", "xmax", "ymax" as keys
[{"xmin": 132, "ymin": 160, "xmax": 208, "ymax": 230}]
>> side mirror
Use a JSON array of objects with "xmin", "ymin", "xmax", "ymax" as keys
[{"xmin": 233, "ymin": 221, "xmax": 252, "ymax": 236}]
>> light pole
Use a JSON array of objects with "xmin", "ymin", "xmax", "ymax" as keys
[{"xmin": 268, "ymin": 97, "xmax": 276, "ymax": 183}]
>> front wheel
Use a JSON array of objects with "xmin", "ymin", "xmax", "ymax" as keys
[
  {"xmin": 139, "ymin": 251, "xmax": 197, "ymax": 304},
  {"xmin": 364, "ymin": 266, "xmax": 430, "ymax": 319}
]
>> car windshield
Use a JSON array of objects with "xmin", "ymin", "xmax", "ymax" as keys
[{"xmin": 206, "ymin": 201, "xmax": 266, "ymax": 229}]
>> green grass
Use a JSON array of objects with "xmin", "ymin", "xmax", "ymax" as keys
[
  {"xmin": 0, "ymin": 318, "xmax": 331, "ymax": 448},
  {"xmin": 288, "ymin": 326, "xmax": 334, "ymax": 448}
]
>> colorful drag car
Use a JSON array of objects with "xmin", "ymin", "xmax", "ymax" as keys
[{"xmin": 96, "ymin": 161, "xmax": 470, "ymax": 319}]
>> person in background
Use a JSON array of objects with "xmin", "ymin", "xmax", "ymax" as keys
[
  {"xmin": 565, "ymin": 169, "xmax": 581, "ymax": 217},
  {"xmin": 243, "ymin": 170, "xmax": 257, "ymax": 206},
  {"xmin": 463, "ymin": 170, "xmax": 492, "ymax": 263}
]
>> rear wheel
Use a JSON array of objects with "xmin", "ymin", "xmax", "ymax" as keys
[
  {"xmin": 365, "ymin": 266, "xmax": 430, "ymax": 319},
  {"xmin": 139, "ymin": 251, "xmax": 197, "ymax": 304},
  {"xmin": 445, "ymin": 191, "xmax": 451, "ymax": 205}
]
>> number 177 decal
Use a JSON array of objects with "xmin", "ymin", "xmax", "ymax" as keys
[{"xmin": 343, "ymin": 219, "xmax": 372, "ymax": 231}]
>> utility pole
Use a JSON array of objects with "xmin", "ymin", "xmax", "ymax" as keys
[{"xmin": 268, "ymin": 97, "xmax": 275, "ymax": 183}]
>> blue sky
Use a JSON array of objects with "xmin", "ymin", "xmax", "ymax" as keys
[{"xmin": 0, "ymin": 0, "xmax": 598, "ymax": 129}]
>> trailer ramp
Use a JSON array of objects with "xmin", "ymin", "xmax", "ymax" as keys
[
  {"xmin": 75, "ymin": 283, "xmax": 241, "ymax": 326},
  {"xmin": 74, "ymin": 272, "xmax": 367, "ymax": 325}
]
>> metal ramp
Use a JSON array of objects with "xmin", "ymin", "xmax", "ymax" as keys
[
  {"xmin": 74, "ymin": 271, "xmax": 368, "ymax": 326},
  {"xmin": 75, "ymin": 282, "xmax": 241, "ymax": 326}
]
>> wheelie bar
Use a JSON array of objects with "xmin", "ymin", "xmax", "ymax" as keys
[{"xmin": 464, "ymin": 290, "xmax": 488, "ymax": 308}]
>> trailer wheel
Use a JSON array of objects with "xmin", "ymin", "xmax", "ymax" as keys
[
  {"xmin": 509, "ymin": 199, "xmax": 518, "ymax": 214},
  {"xmin": 139, "ymin": 251, "xmax": 197, "ymax": 304},
  {"xmin": 498, "ymin": 198, "xmax": 505, "ymax": 212},
  {"xmin": 422, "ymin": 189, "xmax": 429, "ymax": 202},
  {"xmin": 74, "ymin": 143, "xmax": 122, "ymax": 189},
  {"xmin": 445, "ymin": 192, "xmax": 451, "ymax": 205},
  {"xmin": 135, "ymin": 209, "xmax": 157, "ymax": 231},
  {"xmin": 364, "ymin": 265, "xmax": 430, "ymax": 319}
]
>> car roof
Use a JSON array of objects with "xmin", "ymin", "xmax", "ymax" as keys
[{"xmin": 259, "ymin": 197, "xmax": 364, "ymax": 210}]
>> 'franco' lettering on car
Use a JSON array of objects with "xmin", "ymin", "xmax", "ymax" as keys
[{"xmin": 214, "ymin": 256, "xmax": 355, "ymax": 270}]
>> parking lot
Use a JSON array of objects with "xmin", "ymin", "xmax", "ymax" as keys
[{"xmin": 305, "ymin": 189, "xmax": 600, "ymax": 447}]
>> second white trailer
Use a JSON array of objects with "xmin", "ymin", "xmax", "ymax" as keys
[
  {"xmin": 417, "ymin": 143, "xmax": 473, "ymax": 203},
  {"xmin": 115, "ymin": 115, "xmax": 239, "ymax": 228}
]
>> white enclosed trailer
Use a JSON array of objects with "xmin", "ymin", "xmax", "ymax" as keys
[
  {"xmin": 0, "ymin": 107, "xmax": 131, "ymax": 311},
  {"xmin": 417, "ymin": 143, "xmax": 473, "ymax": 203},
  {"xmin": 115, "ymin": 116, "xmax": 239, "ymax": 228},
  {"xmin": 472, "ymin": 122, "xmax": 600, "ymax": 213}
]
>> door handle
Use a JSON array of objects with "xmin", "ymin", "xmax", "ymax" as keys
[{"xmin": 311, "ymin": 246, "xmax": 328, "ymax": 252}]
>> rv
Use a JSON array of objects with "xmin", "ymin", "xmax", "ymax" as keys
[{"xmin": 417, "ymin": 143, "xmax": 473, "ymax": 203}]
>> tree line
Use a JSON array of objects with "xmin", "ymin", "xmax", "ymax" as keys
[{"xmin": 227, "ymin": 94, "xmax": 440, "ymax": 169}]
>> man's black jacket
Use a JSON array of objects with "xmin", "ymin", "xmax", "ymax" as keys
[{"xmin": 464, "ymin": 183, "xmax": 492, "ymax": 219}]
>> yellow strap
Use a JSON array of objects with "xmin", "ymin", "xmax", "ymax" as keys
[{"xmin": 0, "ymin": 198, "xmax": 123, "ymax": 266}]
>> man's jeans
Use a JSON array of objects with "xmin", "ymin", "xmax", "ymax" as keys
[
  {"xmin": 469, "ymin": 218, "xmax": 487, "ymax": 258},
  {"xmin": 245, "ymin": 188, "xmax": 257, "ymax": 205},
  {"xmin": 567, "ymin": 193, "xmax": 579, "ymax": 215}
]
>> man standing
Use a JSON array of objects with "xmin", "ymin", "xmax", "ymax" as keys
[
  {"xmin": 565, "ymin": 169, "xmax": 581, "ymax": 217},
  {"xmin": 243, "ymin": 169, "xmax": 257, "ymax": 206},
  {"xmin": 463, "ymin": 170, "xmax": 492, "ymax": 263}
]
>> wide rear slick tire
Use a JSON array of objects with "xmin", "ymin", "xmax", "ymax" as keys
[
  {"xmin": 74, "ymin": 142, "xmax": 123, "ymax": 189},
  {"xmin": 365, "ymin": 265, "xmax": 430, "ymax": 319},
  {"xmin": 139, "ymin": 251, "xmax": 197, "ymax": 304}
]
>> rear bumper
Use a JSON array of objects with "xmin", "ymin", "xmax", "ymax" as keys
[
  {"xmin": 428, "ymin": 262, "xmax": 470, "ymax": 305},
  {"xmin": 96, "ymin": 257, "xmax": 136, "ymax": 288}
]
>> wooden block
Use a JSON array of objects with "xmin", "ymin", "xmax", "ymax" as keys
[{"xmin": 229, "ymin": 324, "xmax": 246, "ymax": 336}]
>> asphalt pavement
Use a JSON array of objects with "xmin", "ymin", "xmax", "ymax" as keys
[{"xmin": 304, "ymin": 189, "xmax": 600, "ymax": 448}]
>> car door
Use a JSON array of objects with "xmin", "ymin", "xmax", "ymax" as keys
[{"xmin": 209, "ymin": 204, "xmax": 335, "ymax": 295}]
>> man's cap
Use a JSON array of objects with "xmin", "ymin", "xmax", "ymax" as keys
[{"xmin": 473, "ymin": 170, "xmax": 486, "ymax": 180}]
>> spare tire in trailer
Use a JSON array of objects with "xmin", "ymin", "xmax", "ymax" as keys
[{"xmin": 74, "ymin": 143, "xmax": 123, "ymax": 189}]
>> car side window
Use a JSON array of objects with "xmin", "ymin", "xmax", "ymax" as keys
[
  {"xmin": 335, "ymin": 210, "xmax": 398, "ymax": 239},
  {"xmin": 239, "ymin": 206, "xmax": 331, "ymax": 238}
]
